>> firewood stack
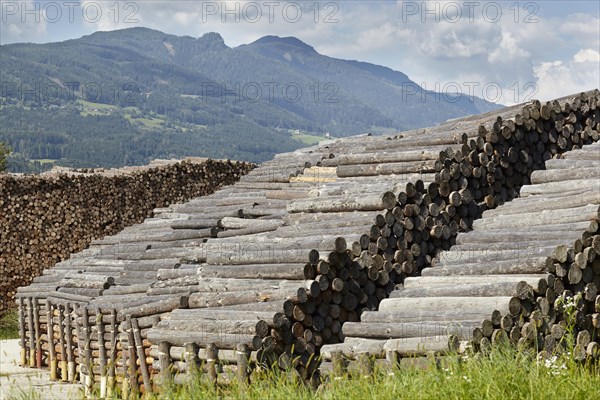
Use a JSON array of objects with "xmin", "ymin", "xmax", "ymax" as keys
[
  {"xmin": 14, "ymin": 89, "xmax": 600, "ymax": 395},
  {"xmin": 2, "ymin": 159, "xmax": 254, "ymax": 314}
]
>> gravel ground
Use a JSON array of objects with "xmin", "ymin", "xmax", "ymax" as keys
[{"xmin": 0, "ymin": 339, "xmax": 82, "ymax": 399}]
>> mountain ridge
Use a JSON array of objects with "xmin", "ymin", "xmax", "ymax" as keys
[{"xmin": 0, "ymin": 27, "xmax": 502, "ymax": 172}]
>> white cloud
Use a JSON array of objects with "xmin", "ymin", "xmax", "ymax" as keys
[
  {"xmin": 533, "ymin": 50, "xmax": 600, "ymax": 101},
  {"xmin": 488, "ymin": 31, "xmax": 531, "ymax": 64},
  {"xmin": 0, "ymin": 1, "xmax": 47, "ymax": 43},
  {"xmin": 1, "ymin": 1, "xmax": 598, "ymax": 106},
  {"xmin": 559, "ymin": 13, "xmax": 600, "ymax": 48},
  {"xmin": 574, "ymin": 48, "xmax": 600, "ymax": 64}
]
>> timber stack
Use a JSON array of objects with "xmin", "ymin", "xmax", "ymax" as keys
[
  {"xmin": 14, "ymin": 89, "xmax": 600, "ymax": 396},
  {"xmin": 320, "ymin": 140, "xmax": 600, "ymax": 372},
  {"xmin": 1, "ymin": 158, "xmax": 254, "ymax": 314}
]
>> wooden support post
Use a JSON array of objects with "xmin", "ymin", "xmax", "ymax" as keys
[
  {"xmin": 74, "ymin": 309, "xmax": 85, "ymax": 386},
  {"xmin": 18, "ymin": 298, "xmax": 27, "ymax": 367},
  {"xmin": 130, "ymin": 317, "xmax": 151, "ymax": 395},
  {"xmin": 96, "ymin": 309, "xmax": 107, "ymax": 399},
  {"xmin": 33, "ymin": 298, "xmax": 42, "ymax": 368},
  {"xmin": 46, "ymin": 300, "xmax": 57, "ymax": 380},
  {"xmin": 26, "ymin": 297, "xmax": 35, "ymax": 367},
  {"xmin": 206, "ymin": 343, "xmax": 219, "ymax": 386},
  {"xmin": 426, "ymin": 350, "xmax": 441, "ymax": 370},
  {"xmin": 185, "ymin": 342, "xmax": 200, "ymax": 372},
  {"xmin": 385, "ymin": 349, "xmax": 400, "ymax": 370},
  {"xmin": 357, "ymin": 352, "xmax": 373, "ymax": 379},
  {"xmin": 121, "ymin": 343, "xmax": 130, "ymax": 400},
  {"xmin": 331, "ymin": 350, "xmax": 346, "ymax": 378},
  {"xmin": 107, "ymin": 309, "xmax": 117, "ymax": 398},
  {"xmin": 82, "ymin": 307, "xmax": 93, "ymax": 396},
  {"xmin": 158, "ymin": 341, "xmax": 173, "ymax": 386},
  {"xmin": 126, "ymin": 318, "xmax": 139, "ymax": 398},
  {"xmin": 236, "ymin": 343, "xmax": 250, "ymax": 384},
  {"xmin": 64, "ymin": 303, "xmax": 76, "ymax": 383},
  {"xmin": 58, "ymin": 304, "xmax": 68, "ymax": 381}
]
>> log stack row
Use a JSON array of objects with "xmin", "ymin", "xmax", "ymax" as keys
[
  {"xmin": 15, "ymin": 90, "xmax": 600, "ymax": 395},
  {"xmin": 2, "ymin": 159, "xmax": 254, "ymax": 314},
  {"xmin": 320, "ymin": 139, "xmax": 600, "ymax": 371},
  {"xmin": 467, "ymin": 141, "xmax": 600, "ymax": 361},
  {"xmin": 15, "ymin": 146, "xmax": 344, "ymax": 395}
]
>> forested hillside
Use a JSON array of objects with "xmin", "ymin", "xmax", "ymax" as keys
[{"xmin": 0, "ymin": 27, "xmax": 501, "ymax": 172}]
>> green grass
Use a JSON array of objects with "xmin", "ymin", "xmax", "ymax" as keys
[
  {"xmin": 0, "ymin": 309, "xmax": 19, "ymax": 340},
  {"xmin": 4, "ymin": 388, "xmax": 41, "ymax": 400},
  {"xmin": 293, "ymin": 134, "xmax": 329, "ymax": 145},
  {"xmin": 77, "ymin": 99, "xmax": 116, "ymax": 116},
  {"xmin": 76, "ymin": 99, "xmax": 115, "ymax": 110},
  {"xmin": 124, "ymin": 114, "xmax": 165, "ymax": 129},
  {"xmin": 149, "ymin": 346, "xmax": 600, "ymax": 400}
]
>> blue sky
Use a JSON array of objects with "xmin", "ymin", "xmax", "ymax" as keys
[{"xmin": 1, "ymin": 1, "xmax": 599, "ymax": 104}]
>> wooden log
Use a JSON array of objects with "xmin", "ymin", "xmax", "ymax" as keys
[
  {"xmin": 117, "ymin": 296, "xmax": 189, "ymax": 320},
  {"xmin": 436, "ymin": 246, "xmax": 558, "ymax": 266},
  {"xmin": 198, "ymin": 264, "xmax": 305, "ymax": 280},
  {"xmin": 26, "ymin": 298, "xmax": 35, "ymax": 368},
  {"xmin": 472, "ymin": 204, "xmax": 599, "ymax": 229},
  {"xmin": 157, "ymin": 341, "xmax": 172, "ymax": 386},
  {"xmin": 107, "ymin": 310, "xmax": 118, "ymax": 397},
  {"xmin": 454, "ymin": 230, "xmax": 582, "ymax": 245},
  {"xmin": 57, "ymin": 304, "xmax": 68, "ymax": 381},
  {"xmin": 423, "ymin": 257, "xmax": 551, "ymax": 276},
  {"xmin": 383, "ymin": 335, "xmax": 458, "ymax": 356},
  {"xmin": 45, "ymin": 300, "xmax": 57, "ymax": 380},
  {"xmin": 519, "ymin": 179, "xmax": 600, "ymax": 197},
  {"xmin": 126, "ymin": 319, "xmax": 139, "ymax": 396},
  {"xmin": 206, "ymin": 343, "xmax": 219, "ymax": 386},
  {"xmin": 287, "ymin": 195, "xmax": 384, "ymax": 213},
  {"xmin": 155, "ymin": 319, "xmax": 270, "ymax": 338},
  {"xmin": 165, "ymin": 308, "xmax": 278, "ymax": 322},
  {"xmin": 342, "ymin": 321, "xmax": 480, "ymax": 339},
  {"xmin": 82, "ymin": 307, "xmax": 93, "ymax": 394},
  {"xmin": 403, "ymin": 275, "xmax": 548, "ymax": 291},
  {"xmin": 391, "ymin": 281, "xmax": 536, "ymax": 298},
  {"xmin": 236, "ymin": 343, "xmax": 251, "ymax": 383},
  {"xmin": 336, "ymin": 160, "xmax": 440, "ymax": 177},
  {"xmin": 378, "ymin": 297, "xmax": 513, "ymax": 315},
  {"xmin": 130, "ymin": 317, "xmax": 151, "ymax": 394},
  {"xmin": 320, "ymin": 338, "xmax": 386, "ymax": 360},
  {"xmin": 33, "ymin": 298, "xmax": 42, "ymax": 368},
  {"xmin": 530, "ymin": 167, "xmax": 600, "ymax": 184},
  {"xmin": 147, "ymin": 329, "xmax": 262, "ymax": 350},
  {"xmin": 18, "ymin": 298, "xmax": 27, "ymax": 366},
  {"xmin": 188, "ymin": 289, "xmax": 293, "ymax": 308}
]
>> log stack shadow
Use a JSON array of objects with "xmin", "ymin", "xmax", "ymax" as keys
[{"xmin": 14, "ymin": 89, "xmax": 600, "ymax": 396}]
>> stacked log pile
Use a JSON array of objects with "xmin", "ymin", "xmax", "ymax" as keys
[
  {"xmin": 2, "ymin": 159, "xmax": 254, "ymax": 314},
  {"xmin": 320, "ymin": 139, "xmax": 600, "ymax": 371},
  {"xmin": 15, "ymin": 89, "xmax": 600, "ymax": 395},
  {"xmin": 468, "ymin": 142, "xmax": 600, "ymax": 361},
  {"xmin": 14, "ymin": 146, "xmax": 343, "ymax": 395}
]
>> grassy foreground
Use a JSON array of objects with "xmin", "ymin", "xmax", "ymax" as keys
[
  {"xmin": 3, "ymin": 343, "xmax": 598, "ymax": 399},
  {"xmin": 151, "ymin": 346, "xmax": 599, "ymax": 400}
]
